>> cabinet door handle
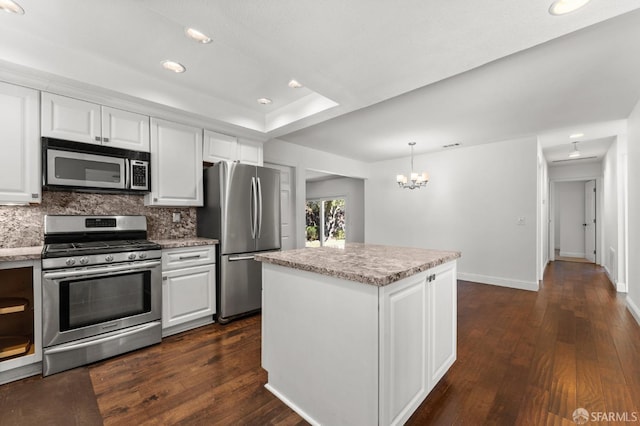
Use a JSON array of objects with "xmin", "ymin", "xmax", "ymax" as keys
[
  {"xmin": 95, "ymin": 136, "xmax": 101, "ymax": 142},
  {"xmin": 178, "ymin": 254, "xmax": 202, "ymax": 260},
  {"xmin": 103, "ymin": 137, "xmax": 109, "ymax": 142}
]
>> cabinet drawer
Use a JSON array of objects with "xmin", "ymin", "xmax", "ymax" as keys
[{"xmin": 162, "ymin": 246, "xmax": 215, "ymax": 270}]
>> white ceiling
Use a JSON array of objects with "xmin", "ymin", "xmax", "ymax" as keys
[{"xmin": 1, "ymin": 1, "xmax": 640, "ymax": 163}]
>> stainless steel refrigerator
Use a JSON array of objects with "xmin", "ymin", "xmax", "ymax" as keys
[{"xmin": 197, "ymin": 162, "xmax": 281, "ymax": 323}]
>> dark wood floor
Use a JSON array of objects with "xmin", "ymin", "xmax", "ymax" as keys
[{"xmin": 1, "ymin": 260, "xmax": 639, "ymax": 425}]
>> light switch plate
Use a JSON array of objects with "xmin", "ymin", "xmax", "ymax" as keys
[{"xmin": 172, "ymin": 212, "xmax": 181, "ymax": 223}]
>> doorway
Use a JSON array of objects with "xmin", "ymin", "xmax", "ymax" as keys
[
  {"xmin": 549, "ymin": 179, "xmax": 597, "ymax": 263},
  {"xmin": 264, "ymin": 162, "xmax": 296, "ymax": 251}
]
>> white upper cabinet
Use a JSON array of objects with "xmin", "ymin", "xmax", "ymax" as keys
[
  {"xmin": 41, "ymin": 92, "xmax": 101, "ymax": 145},
  {"xmin": 41, "ymin": 93, "xmax": 150, "ymax": 152},
  {"xmin": 145, "ymin": 118, "xmax": 203, "ymax": 207},
  {"xmin": 203, "ymin": 130, "xmax": 263, "ymax": 166},
  {"xmin": 101, "ymin": 106, "xmax": 150, "ymax": 151},
  {"xmin": 0, "ymin": 82, "xmax": 41, "ymax": 204},
  {"xmin": 203, "ymin": 130, "xmax": 237, "ymax": 163},
  {"xmin": 237, "ymin": 138, "xmax": 263, "ymax": 166}
]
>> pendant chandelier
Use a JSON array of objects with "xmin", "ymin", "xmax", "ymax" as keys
[{"xmin": 396, "ymin": 142, "xmax": 429, "ymax": 190}]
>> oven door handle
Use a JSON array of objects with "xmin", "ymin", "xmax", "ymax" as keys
[
  {"xmin": 42, "ymin": 260, "xmax": 161, "ymax": 280},
  {"xmin": 43, "ymin": 321, "xmax": 160, "ymax": 355}
]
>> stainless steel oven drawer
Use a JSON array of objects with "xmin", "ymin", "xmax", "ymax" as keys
[{"xmin": 42, "ymin": 321, "xmax": 161, "ymax": 376}]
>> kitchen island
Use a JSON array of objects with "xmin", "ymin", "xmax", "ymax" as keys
[{"xmin": 255, "ymin": 243, "xmax": 461, "ymax": 426}]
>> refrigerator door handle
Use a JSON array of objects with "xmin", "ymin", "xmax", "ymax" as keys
[
  {"xmin": 257, "ymin": 177, "xmax": 263, "ymax": 238},
  {"xmin": 229, "ymin": 255, "xmax": 256, "ymax": 261},
  {"xmin": 250, "ymin": 176, "xmax": 258, "ymax": 239}
]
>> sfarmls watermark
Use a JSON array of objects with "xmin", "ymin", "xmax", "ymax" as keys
[{"xmin": 573, "ymin": 408, "xmax": 639, "ymax": 424}]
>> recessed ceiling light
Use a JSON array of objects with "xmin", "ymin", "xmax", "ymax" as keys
[
  {"xmin": 161, "ymin": 60, "xmax": 186, "ymax": 73},
  {"xmin": 549, "ymin": 0, "xmax": 590, "ymax": 16},
  {"xmin": 185, "ymin": 27, "xmax": 212, "ymax": 44},
  {"xmin": 570, "ymin": 133, "xmax": 584, "ymax": 138},
  {"xmin": 257, "ymin": 98, "xmax": 272, "ymax": 105},
  {"xmin": 288, "ymin": 79, "xmax": 303, "ymax": 89},
  {"xmin": 0, "ymin": 0, "xmax": 25, "ymax": 15}
]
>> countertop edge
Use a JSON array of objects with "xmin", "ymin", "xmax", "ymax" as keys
[
  {"xmin": 0, "ymin": 246, "xmax": 44, "ymax": 263},
  {"xmin": 152, "ymin": 238, "xmax": 218, "ymax": 249},
  {"xmin": 0, "ymin": 237, "xmax": 220, "ymax": 262},
  {"xmin": 255, "ymin": 249, "xmax": 461, "ymax": 286}
]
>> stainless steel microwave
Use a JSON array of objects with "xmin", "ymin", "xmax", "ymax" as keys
[{"xmin": 42, "ymin": 138, "xmax": 150, "ymax": 193}]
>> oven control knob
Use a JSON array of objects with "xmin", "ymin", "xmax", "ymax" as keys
[
  {"xmin": 79, "ymin": 257, "xmax": 89, "ymax": 265},
  {"xmin": 65, "ymin": 258, "xmax": 76, "ymax": 266},
  {"xmin": 139, "ymin": 252, "xmax": 147, "ymax": 259},
  {"xmin": 105, "ymin": 255, "xmax": 114, "ymax": 262},
  {"xmin": 128, "ymin": 253, "xmax": 137, "ymax": 260}
]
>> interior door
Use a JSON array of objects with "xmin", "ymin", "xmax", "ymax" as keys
[{"xmin": 584, "ymin": 180, "xmax": 596, "ymax": 263}]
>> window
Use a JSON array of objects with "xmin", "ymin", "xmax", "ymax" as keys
[{"xmin": 306, "ymin": 198, "xmax": 346, "ymax": 248}]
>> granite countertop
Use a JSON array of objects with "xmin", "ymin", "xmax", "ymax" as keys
[
  {"xmin": 255, "ymin": 243, "xmax": 461, "ymax": 286},
  {"xmin": 0, "ymin": 238, "xmax": 218, "ymax": 262},
  {"xmin": 0, "ymin": 246, "xmax": 44, "ymax": 263},
  {"xmin": 152, "ymin": 237, "xmax": 218, "ymax": 249}
]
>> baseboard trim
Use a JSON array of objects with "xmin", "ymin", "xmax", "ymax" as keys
[
  {"xmin": 559, "ymin": 251, "xmax": 586, "ymax": 258},
  {"xmin": 265, "ymin": 383, "xmax": 320, "ymax": 426},
  {"xmin": 161, "ymin": 316, "xmax": 214, "ymax": 338},
  {"xmin": 626, "ymin": 297, "xmax": 640, "ymax": 327},
  {"xmin": 0, "ymin": 362, "xmax": 41, "ymax": 385},
  {"xmin": 457, "ymin": 272, "xmax": 538, "ymax": 292},
  {"xmin": 603, "ymin": 265, "xmax": 617, "ymax": 289}
]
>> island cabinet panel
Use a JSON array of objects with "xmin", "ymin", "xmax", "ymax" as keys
[
  {"xmin": 261, "ymin": 259, "xmax": 458, "ymax": 426},
  {"xmin": 379, "ymin": 274, "xmax": 429, "ymax": 426},
  {"xmin": 428, "ymin": 261, "xmax": 457, "ymax": 388},
  {"xmin": 379, "ymin": 260, "xmax": 457, "ymax": 425},
  {"xmin": 261, "ymin": 265, "xmax": 379, "ymax": 426}
]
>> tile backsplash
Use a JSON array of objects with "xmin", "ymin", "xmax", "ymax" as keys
[{"xmin": 0, "ymin": 191, "xmax": 196, "ymax": 248}]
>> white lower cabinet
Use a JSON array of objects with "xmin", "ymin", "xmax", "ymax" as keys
[
  {"xmin": 261, "ymin": 260, "xmax": 457, "ymax": 425},
  {"xmin": 0, "ymin": 260, "xmax": 42, "ymax": 385},
  {"xmin": 379, "ymin": 261, "xmax": 457, "ymax": 425},
  {"xmin": 161, "ymin": 246, "xmax": 216, "ymax": 336}
]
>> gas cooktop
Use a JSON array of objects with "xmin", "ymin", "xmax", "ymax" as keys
[{"xmin": 43, "ymin": 239, "xmax": 161, "ymax": 258}]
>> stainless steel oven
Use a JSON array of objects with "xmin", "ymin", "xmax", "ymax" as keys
[{"xmin": 41, "ymin": 215, "xmax": 162, "ymax": 376}]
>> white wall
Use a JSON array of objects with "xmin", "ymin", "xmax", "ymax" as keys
[
  {"xmin": 626, "ymin": 99, "xmax": 640, "ymax": 324},
  {"xmin": 537, "ymin": 144, "xmax": 549, "ymax": 280},
  {"xmin": 602, "ymin": 139, "xmax": 620, "ymax": 286},
  {"xmin": 306, "ymin": 177, "xmax": 365, "ymax": 243},
  {"xmin": 264, "ymin": 139, "xmax": 369, "ymax": 248},
  {"xmin": 556, "ymin": 182, "xmax": 585, "ymax": 258},
  {"xmin": 365, "ymin": 137, "xmax": 539, "ymax": 291},
  {"xmin": 548, "ymin": 162, "xmax": 603, "ymax": 180}
]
